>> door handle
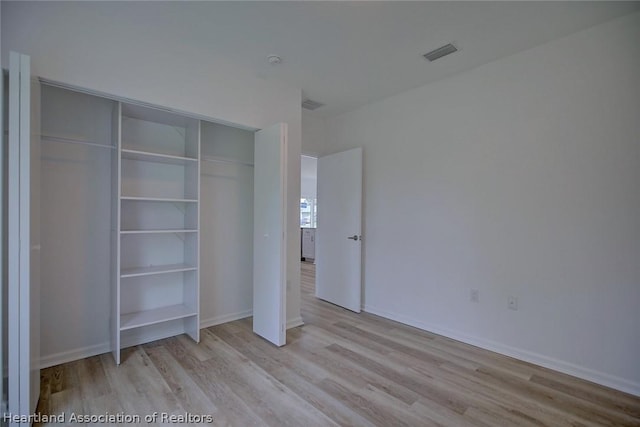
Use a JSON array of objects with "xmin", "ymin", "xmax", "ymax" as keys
[{"xmin": 347, "ymin": 235, "xmax": 359, "ymax": 241}]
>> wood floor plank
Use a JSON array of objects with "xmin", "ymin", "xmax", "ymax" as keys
[
  {"xmin": 357, "ymin": 384, "xmax": 440, "ymax": 427},
  {"xmin": 462, "ymin": 406, "xmax": 540, "ymax": 427},
  {"xmin": 144, "ymin": 344, "xmax": 233, "ymax": 426},
  {"xmin": 333, "ymin": 321, "xmax": 450, "ymax": 366},
  {"xmin": 325, "ymin": 343, "xmax": 470, "ymax": 415},
  {"xmin": 35, "ymin": 261, "xmax": 640, "ymax": 426},
  {"xmin": 100, "ymin": 347, "xmax": 184, "ymax": 426},
  {"xmin": 529, "ymin": 373, "xmax": 640, "ymax": 418},
  {"xmin": 74, "ymin": 355, "xmax": 111, "ymax": 399},
  {"xmin": 163, "ymin": 336, "xmax": 266, "ymax": 426},
  {"xmin": 199, "ymin": 329, "xmax": 338, "ymax": 427},
  {"xmin": 474, "ymin": 366, "xmax": 638, "ymax": 427},
  {"xmin": 317, "ymin": 377, "xmax": 418, "ymax": 427},
  {"xmin": 412, "ymin": 399, "xmax": 493, "ymax": 427},
  {"xmin": 427, "ymin": 362, "xmax": 595, "ymax": 427},
  {"xmin": 317, "ymin": 344, "xmax": 422, "ymax": 406},
  {"xmin": 214, "ymin": 324, "xmax": 377, "ymax": 427},
  {"xmin": 435, "ymin": 363, "xmax": 614, "ymax": 427}
]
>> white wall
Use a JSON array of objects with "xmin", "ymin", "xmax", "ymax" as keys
[
  {"xmin": 2, "ymin": 1, "xmax": 303, "ymax": 364},
  {"xmin": 300, "ymin": 155, "xmax": 317, "ymax": 200},
  {"xmin": 301, "ymin": 110, "xmax": 323, "ymax": 200},
  {"xmin": 325, "ymin": 12, "xmax": 640, "ymax": 395},
  {"xmin": 301, "ymin": 110, "xmax": 326, "ymax": 157}
]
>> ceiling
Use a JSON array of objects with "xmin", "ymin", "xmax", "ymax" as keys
[{"xmin": 6, "ymin": 1, "xmax": 640, "ymax": 117}]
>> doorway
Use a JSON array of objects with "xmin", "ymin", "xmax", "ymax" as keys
[
  {"xmin": 300, "ymin": 154, "xmax": 318, "ymax": 297},
  {"xmin": 300, "ymin": 148, "xmax": 363, "ymax": 312}
]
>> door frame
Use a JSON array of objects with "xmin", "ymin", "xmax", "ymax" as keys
[
  {"xmin": 316, "ymin": 147, "xmax": 363, "ymax": 313},
  {"xmin": 7, "ymin": 51, "xmax": 41, "ymax": 425}
]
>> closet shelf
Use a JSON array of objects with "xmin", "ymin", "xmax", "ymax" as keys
[
  {"xmin": 121, "ymin": 148, "xmax": 197, "ymax": 165},
  {"xmin": 121, "ymin": 196, "xmax": 198, "ymax": 203},
  {"xmin": 42, "ymin": 134, "xmax": 115, "ymax": 150},
  {"xmin": 201, "ymin": 155, "xmax": 254, "ymax": 168},
  {"xmin": 121, "ymin": 263, "xmax": 197, "ymax": 278},
  {"xmin": 120, "ymin": 304, "xmax": 197, "ymax": 331},
  {"xmin": 120, "ymin": 229, "xmax": 198, "ymax": 235}
]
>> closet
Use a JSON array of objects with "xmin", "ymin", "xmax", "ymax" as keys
[
  {"xmin": 37, "ymin": 81, "xmax": 286, "ymax": 365},
  {"xmin": 200, "ymin": 122, "xmax": 255, "ymax": 327}
]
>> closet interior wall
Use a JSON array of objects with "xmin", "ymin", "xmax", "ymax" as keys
[
  {"xmin": 40, "ymin": 85, "xmax": 115, "ymax": 362},
  {"xmin": 200, "ymin": 122, "xmax": 255, "ymax": 327},
  {"xmin": 39, "ymin": 85, "xmax": 258, "ymax": 366}
]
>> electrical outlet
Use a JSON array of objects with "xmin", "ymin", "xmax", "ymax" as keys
[
  {"xmin": 470, "ymin": 289, "xmax": 479, "ymax": 303},
  {"xmin": 508, "ymin": 296, "xmax": 518, "ymax": 310}
]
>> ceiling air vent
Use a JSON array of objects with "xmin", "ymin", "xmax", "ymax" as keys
[
  {"xmin": 423, "ymin": 43, "xmax": 458, "ymax": 62},
  {"xmin": 302, "ymin": 99, "xmax": 324, "ymax": 111}
]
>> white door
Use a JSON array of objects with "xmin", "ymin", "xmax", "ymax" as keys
[
  {"xmin": 253, "ymin": 123, "xmax": 287, "ymax": 346},
  {"xmin": 316, "ymin": 147, "xmax": 362, "ymax": 312},
  {"xmin": 7, "ymin": 51, "xmax": 41, "ymax": 425},
  {"xmin": 302, "ymin": 228, "xmax": 315, "ymax": 259}
]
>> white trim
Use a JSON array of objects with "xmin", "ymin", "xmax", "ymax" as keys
[
  {"xmin": 280, "ymin": 123, "xmax": 288, "ymax": 345},
  {"xmin": 40, "ymin": 343, "xmax": 111, "ymax": 369},
  {"xmin": 199, "ymin": 310, "xmax": 253, "ymax": 330},
  {"xmin": 40, "ymin": 311, "xmax": 304, "ymax": 368},
  {"xmin": 40, "ymin": 310, "xmax": 253, "ymax": 368},
  {"xmin": 363, "ymin": 304, "xmax": 640, "ymax": 397},
  {"xmin": 8, "ymin": 50, "xmax": 22, "ymax": 420},
  {"xmin": 287, "ymin": 316, "xmax": 304, "ymax": 330},
  {"xmin": 0, "ymin": 63, "xmax": 4, "ymax": 424}
]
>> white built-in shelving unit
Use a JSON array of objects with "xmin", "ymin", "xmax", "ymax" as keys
[
  {"xmin": 113, "ymin": 103, "xmax": 200, "ymax": 364},
  {"xmin": 39, "ymin": 83, "xmax": 286, "ymax": 367}
]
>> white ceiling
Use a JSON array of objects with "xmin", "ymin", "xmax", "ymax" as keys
[{"xmin": 6, "ymin": 2, "xmax": 640, "ymax": 117}]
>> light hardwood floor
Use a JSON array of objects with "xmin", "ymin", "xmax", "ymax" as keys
[{"xmin": 37, "ymin": 261, "xmax": 640, "ymax": 426}]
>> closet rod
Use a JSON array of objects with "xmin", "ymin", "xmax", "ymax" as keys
[
  {"xmin": 201, "ymin": 156, "xmax": 254, "ymax": 168},
  {"xmin": 41, "ymin": 134, "xmax": 116, "ymax": 150}
]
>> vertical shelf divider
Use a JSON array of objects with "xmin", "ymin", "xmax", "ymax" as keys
[
  {"xmin": 111, "ymin": 102, "xmax": 122, "ymax": 365},
  {"xmin": 187, "ymin": 120, "xmax": 201, "ymax": 342}
]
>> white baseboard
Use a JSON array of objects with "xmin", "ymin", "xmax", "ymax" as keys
[
  {"xmin": 287, "ymin": 316, "xmax": 304, "ymax": 329},
  {"xmin": 203, "ymin": 311, "xmax": 304, "ymax": 330},
  {"xmin": 200, "ymin": 309, "xmax": 253, "ymax": 329},
  {"xmin": 40, "ymin": 342, "xmax": 111, "ymax": 369},
  {"xmin": 41, "ymin": 311, "xmax": 303, "ymax": 368},
  {"xmin": 363, "ymin": 304, "xmax": 640, "ymax": 397}
]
